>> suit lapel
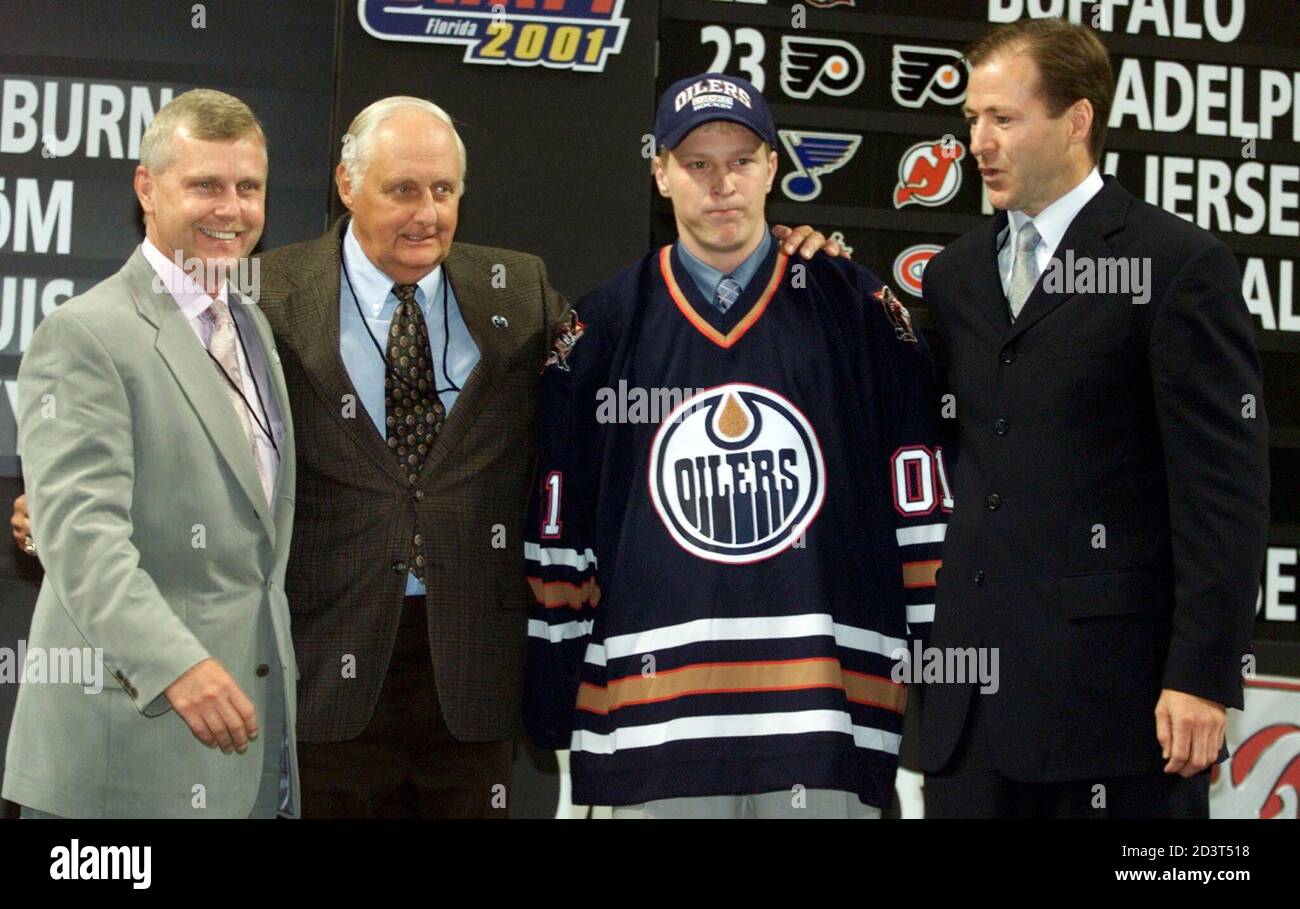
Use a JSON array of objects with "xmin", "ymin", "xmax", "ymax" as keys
[
  {"xmin": 1004, "ymin": 178, "xmax": 1131, "ymax": 346},
  {"xmin": 963, "ymin": 210, "xmax": 1016, "ymax": 337},
  {"xmin": 286, "ymin": 221, "xmax": 409, "ymax": 488},
  {"xmin": 127, "ymin": 250, "xmax": 276, "ymax": 539},
  {"xmin": 422, "ymin": 245, "xmax": 513, "ymax": 475}
]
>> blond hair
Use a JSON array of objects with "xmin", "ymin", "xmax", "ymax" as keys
[{"xmin": 139, "ymin": 88, "xmax": 266, "ymax": 173}]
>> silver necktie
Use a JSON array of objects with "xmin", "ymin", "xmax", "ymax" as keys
[{"xmin": 1007, "ymin": 222, "xmax": 1041, "ymax": 321}]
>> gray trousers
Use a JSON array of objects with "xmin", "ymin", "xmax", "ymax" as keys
[{"xmin": 612, "ymin": 789, "xmax": 883, "ymax": 819}]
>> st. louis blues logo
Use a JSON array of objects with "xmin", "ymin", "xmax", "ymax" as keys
[
  {"xmin": 780, "ymin": 36, "xmax": 864, "ymax": 100},
  {"xmin": 778, "ymin": 130, "xmax": 861, "ymax": 202},
  {"xmin": 891, "ymin": 45, "xmax": 969, "ymax": 109},
  {"xmin": 649, "ymin": 384, "xmax": 825, "ymax": 564},
  {"xmin": 358, "ymin": 0, "xmax": 629, "ymax": 73}
]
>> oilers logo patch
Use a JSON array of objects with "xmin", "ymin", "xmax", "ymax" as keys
[
  {"xmin": 649, "ymin": 384, "xmax": 825, "ymax": 564},
  {"xmin": 874, "ymin": 285, "xmax": 917, "ymax": 344},
  {"xmin": 544, "ymin": 310, "xmax": 585, "ymax": 373},
  {"xmin": 358, "ymin": 0, "xmax": 629, "ymax": 73}
]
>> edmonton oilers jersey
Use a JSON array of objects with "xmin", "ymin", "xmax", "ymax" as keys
[{"xmin": 524, "ymin": 241, "xmax": 948, "ymax": 808}]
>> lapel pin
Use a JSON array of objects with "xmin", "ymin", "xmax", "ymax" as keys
[{"xmin": 491, "ymin": 314, "xmax": 509, "ymax": 329}]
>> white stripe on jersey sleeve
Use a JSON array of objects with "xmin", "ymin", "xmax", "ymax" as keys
[
  {"xmin": 895, "ymin": 523, "xmax": 946, "ymax": 546},
  {"xmin": 525, "ymin": 542, "xmax": 598, "ymax": 572},
  {"xmin": 528, "ymin": 618, "xmax": 595, "ymax": 643},
  {"xmin": 906, "ymin": 603, "xmax": 935, "ymax": 625}
]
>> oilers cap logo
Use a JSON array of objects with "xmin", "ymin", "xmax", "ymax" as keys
[{"xmin": 649, "ymin": 384, "xmax": 825, "ymax": 564}]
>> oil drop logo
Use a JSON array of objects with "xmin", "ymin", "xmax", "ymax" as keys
[{"xmin": 648, "ymin": 383, "xmax": 825, "ymax": 564}]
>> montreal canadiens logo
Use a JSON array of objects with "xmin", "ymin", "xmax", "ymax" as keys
[
  {"xmin": 893, "ymin": 243, "xmax": 943, "ymax": 298},
  {"xmin": 649, "ymin": 384, "xmax": 825, "ymax": 564}
]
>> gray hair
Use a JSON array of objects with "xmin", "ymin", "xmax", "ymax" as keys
[
  {"xmin": 340, "ymin": 96, "xmax": 467, "ymax": 189},
  {"xmin": 139, "ymin": 88, "xmax": 266, "ymax": 173}
]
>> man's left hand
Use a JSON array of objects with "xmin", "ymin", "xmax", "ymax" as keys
[
  {"xmin": 1155, "ymin": 688, "xmax": 1226, "ymax": 777},
  {"xmin": 771, "ymin": 224, "xmax": 851, "ymax": 260}
]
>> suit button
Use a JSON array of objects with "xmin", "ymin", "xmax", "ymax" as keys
[
  {"xmin": 1001, "ymin": 348, "xmax": 1016, "ymax": 364},
  {"xmin": 974, "ymin": 569, "xmax": 985, "ymax": 586},
  {"xmin": 994, "ymin": 418, "xmax": 1010, "ymax": 435},
  {"xmin": 392, "ymin": 560, "xmax": 408, "ymax": 574},
  {"xmin": 256, "ymin": 664, "xmax": 270, "ymax": 678},
  {"xmin": 987, "ymin": 493, "xmax": 1002, "ymax": 510},
  {"xmin": 413, "ymin": 533, "xmax": 423, "ymax": 546},
  {"xmin": 412, "ymin": 489, "xmax": 424, "ymax": 502}
]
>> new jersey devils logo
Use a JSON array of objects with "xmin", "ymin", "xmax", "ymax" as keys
[
  {"xmin": 1213, "ymin": 722, "xmax": 1300, "ymax": 819},
  {"xmin": 894, "ymin": 138, "xmax": 966, "ymax": 208}
]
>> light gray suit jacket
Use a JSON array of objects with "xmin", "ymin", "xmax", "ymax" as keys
[{"xmin": 3, "ymin": 248, "xmax": 300, "ymax": 818}]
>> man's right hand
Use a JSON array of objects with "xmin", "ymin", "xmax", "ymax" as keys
[
  {"xmin": 12, "ymin": 494, "xmax": 31, "ymax": 553},
  {"xmin": 164, "ymin": 658, "xmax": 259, "ymax": 755}
]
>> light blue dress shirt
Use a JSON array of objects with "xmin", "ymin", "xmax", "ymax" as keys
[
  {"xmin": 338, "ymin": 220, "xmax": 480, "ymax": 595},
  {"xmin": 677, "ymin": 228, "xmax": 774, "ymax": 304}
]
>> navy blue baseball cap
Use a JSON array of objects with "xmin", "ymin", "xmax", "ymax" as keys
[{"xmin": 654, "ymin": 73, "xmax": 777, "ymax": 151}]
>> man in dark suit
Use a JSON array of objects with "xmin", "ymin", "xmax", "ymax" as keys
[{"xmin": 918, "ymin": 19, "xmax": 1269, "ymax": 818}]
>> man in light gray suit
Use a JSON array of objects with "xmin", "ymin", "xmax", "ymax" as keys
[{"xmin": 3, "ymin": 89, "xmax": 299, "ymax": 818}]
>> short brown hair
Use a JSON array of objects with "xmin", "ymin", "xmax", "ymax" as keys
[
  {"xmin": 139, "ymin": 88, "xmax": 266, "ymax": 173},
  {"xmin": 965, "ymin": 18, "xmax": 1113, "ymax": 162}
]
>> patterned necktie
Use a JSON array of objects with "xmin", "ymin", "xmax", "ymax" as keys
[
  {"xmin": 385, "ymin": 284, "xmax": 444, "ymax": 583},
  {"xmin": 714, "ymin": 275, "xmax": 742, "ymax": 313},
  {"xmin": 1007, "ymin": 222, "xmax": 1041, "ymax": 321},
  {"xmin": 208, "ymin": 299, "xmax": 272, "ymax": 505}
]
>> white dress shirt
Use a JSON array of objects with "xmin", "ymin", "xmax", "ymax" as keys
[
  {"xmin": 997, "ymin": 167, "xmax": 1105, "ymax": 297},
  {"xmin": 141, "ymin": 238, "xmax": 282, "ymax": 503}
]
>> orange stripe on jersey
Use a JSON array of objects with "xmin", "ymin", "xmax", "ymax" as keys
[
  {"xmin": 902, "ymin": 559, "xmax": 941, "ymax": 589},
  {"xmin": 528, "ymin": 576, "xmax": 601, "ymax": 610},
  {"xmin": 659, "ymin": 245, "xmax": 788, "ymax": 349},
  {"xmin": 576, "ymin": 657, "xmax": 906, "ymax": 715}
]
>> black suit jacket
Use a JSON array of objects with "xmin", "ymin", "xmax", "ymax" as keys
[
  {"xmin": 257, "ymin": 218, "xmax": 569, "ymax": 742},
  {"xmin": 918, "ymin": 177, "xmax": 1269, "ymax": 781}
]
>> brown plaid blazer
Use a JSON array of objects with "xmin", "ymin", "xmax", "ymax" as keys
[{"xmin": 258, "ymin": 217, "xmax": 568, "ymax": 742}]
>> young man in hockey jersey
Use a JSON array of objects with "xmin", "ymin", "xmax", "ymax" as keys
[{"xmin": 524, "ymin": 74, "xmax": 949, "ymax": 818}]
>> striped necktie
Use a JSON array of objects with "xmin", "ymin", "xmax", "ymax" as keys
[{"xmin": 713, "ymin": 275, "xmax": 742, "ymax": 313}]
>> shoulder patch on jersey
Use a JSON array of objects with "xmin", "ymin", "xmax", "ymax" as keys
[
  {"xmin": 873, "ymin": 285, "xmax": 917, "ymax": 344},
  {"xmin": 544, "ymin": 310, "xmax": 585, "ymax": 373}
]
